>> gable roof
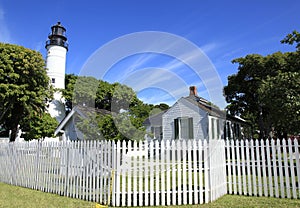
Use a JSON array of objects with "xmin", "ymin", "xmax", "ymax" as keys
[
  {"xmin": 184, "ymin": 95, "xmax": 226, "ymax": 118},
  {"xmin": 184, "ymin": 95, "xmax": 249, "ymax": 125},
  {"xmin": 54, "ymin": 105, "xmax": 110, "ymax": 136}
]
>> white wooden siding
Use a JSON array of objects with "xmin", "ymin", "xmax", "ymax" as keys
[{"xmin": 162, "ymin": 98, "xmax": 208, "ymax": 140}]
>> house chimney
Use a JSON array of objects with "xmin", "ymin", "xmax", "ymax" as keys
[{"xmin": 189, "ymin": 86, "xmax": 197, "ymax": 96}]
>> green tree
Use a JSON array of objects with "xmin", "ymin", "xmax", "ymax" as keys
[
  {"xmin": 76, "ymin": 112, "xmax": 146, "ymax": 141},
  {"xmin": 63, "ymin": 74, "xmax": 163, "ymax": 141},
  {"xmin": 95, "ymin": 112, "xmax": 145, "ymax": 141},
  {"xmin": 0, "ymin": 43, "xmax": 53, "ymax": 141},
  {"xmin": 63, "ymin": 75, "xmax": 138, "ymax": 112},
  {"xmin": 75, "ymin": 112, "xmax": 103, "ymax": 140},
  {"xmin": 259, "ymin": 71, "xmax": 300, "ymax": 137},
  {"xmin": 111, "ymin": 82, "xmax": 137, "ymax": 112},
  {"xmin": 281, "ymin": 30, "xmax": 300, "ymax": 50},
  {"xmin": 72, "ymin": 76, "xmax": 99, "ymax": 107},
  {"xmin": 62, "ymin": 74, "xmax": 77, "ymax": 112},
  {"xmin": 129, "ymin": 97, "xmax": 153, "ymax": 127},
  {"xmin": 95, "ymin": 80, "xmax": 114, "ymax": 110},
  {"xmin": 154, "ymin": 103, "xmax": 169, "ymax": 111},
  {"xmin": 20, "ymin": 112, "xmax": 58, "ymax": 141},
  {"xmin": 224, "ymin": 31, "xmax": 300, "ymax": 138}
]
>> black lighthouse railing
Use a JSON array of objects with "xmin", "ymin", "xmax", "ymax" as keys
[{"xmin": 45, "ymin": 21, "xmax": 68, "ymax": 50}]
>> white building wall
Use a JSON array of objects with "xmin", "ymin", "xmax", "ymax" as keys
[
  {"xmin": 66, "ymin": 119, "xmax": 79, "ymax": 141},
  {"xmin": 162, "ymin": 98, "xmax": 208, "ymax": 140},
  {"xmin": 47, "ymin": 98, "xmax": 66, "ymax": 124},
  {"xmin": 45, "ymin": 45, "xmax": 67, "ymax": 89},
  {"xmin": 45, "ymin": 45, "xmax": 67, "ymax": 123}
]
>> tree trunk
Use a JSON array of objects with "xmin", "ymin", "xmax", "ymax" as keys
[
  {"xmin": 9, "ymin": 124, "xmax": 18, "ymax": 142},
  {"xmin": 9, "ymin": 103, "xmax": 23, "ymax": 142}
]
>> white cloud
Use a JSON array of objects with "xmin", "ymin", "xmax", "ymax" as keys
[
  {"xmin": 121, "ymin": 67, "xmax": 191, "ymax": 104},
  {"xmin": 123, "ymin": 67, "xmax": 179, "ymax": 90},
  {"xmin": 200, "ymin": 42, "xmax": 218, "ymax": 53},
  {"xmin": 160, "ymin": 47, "xmax": 213, "ymax": 75},
  {"xmin": 121, "ymin": 54, "xmax": 154, "ymax": 75},
  {"xmin": 162, "ymin": 58, "xmax": 185, "ymax": 71}
]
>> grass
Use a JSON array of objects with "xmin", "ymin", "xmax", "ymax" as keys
[
  {"xmin": 228, "ymin": 174, "xmax": 300, "ymax": 197},
  {"xmin": 1, "ymin": 182, "xmax": 300, "ymax": 208},
  {"xmin": 0, "ymin": 182, "xmax": 93, "ymax": 208}
]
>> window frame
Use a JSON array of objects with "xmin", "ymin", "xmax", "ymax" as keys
[{"xmin": 174, "ymin": 117, "xmax": 194, "ymax": 139}]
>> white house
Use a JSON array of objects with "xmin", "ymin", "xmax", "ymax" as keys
[{"xmin": 145, "ymin": 86, "xmax": 250, "ymax": 140}]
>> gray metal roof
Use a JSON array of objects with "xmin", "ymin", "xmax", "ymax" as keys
[{"xmin": 143, "ymin": 110, "xmax": 167, "ymax": 127}]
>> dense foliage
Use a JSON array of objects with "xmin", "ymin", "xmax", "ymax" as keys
[
  {"xmin": 0, "ymin": 43, "xmax": 57, "ymax": 141},
  {"xmin": 63, "ymin": 74, "xmax": 169, "ymax": 141},
  {"xmin": 20, "ymin": 112, "xmax": 58, "ymax": 141},
  {"xmin": 224, "ymin": 31, "xmax": 300, "ymax": 138}
]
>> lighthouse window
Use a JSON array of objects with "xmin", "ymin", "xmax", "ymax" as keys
[{"xmin": 52, "ymin": 78, "xmax": 55, "ymax": 83}]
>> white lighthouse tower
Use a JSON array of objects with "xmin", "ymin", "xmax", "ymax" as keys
[{"xmin": 45, "ymin": 22, "xmax": 68, "ymax": 123}]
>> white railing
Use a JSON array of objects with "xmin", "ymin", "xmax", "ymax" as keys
[
  {"xmin": 0, "ymin": 139, "xmax": 227, "ymax": 206},
  {"xmin": 225, "ymin": 138, "xmax": 300, "ymax": 199}
]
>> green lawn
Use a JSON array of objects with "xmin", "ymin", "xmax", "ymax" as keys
[
  {"xmin": 1, "ymin": 182, "xmax": 300, "ymax": 208},
  {"xmin": 0, "ymin": 182, "xmax": 94, "ymax": 208}
]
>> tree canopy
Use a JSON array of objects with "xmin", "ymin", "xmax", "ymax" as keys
[
  {"xmin": 63, "ymin": 74, "xmax": 169, "ymax": 141},
  {"xmin": 20, "ymin": 112, "xmax": 58, "ymax": 141},
  {"xmin": 0, "ymin": 43, "xmax": 57, "ymax": 141},
  {"xmin": 224, "ymin": 31, "xmax": 300, "ymax": 139}
]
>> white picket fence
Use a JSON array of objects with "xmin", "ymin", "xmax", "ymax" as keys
[
  {"xmin": 0, "ymin": 139, "xmax": 227, "ymax": 206},
  {"xmin": 226, "ymin": 138, "xmax": 300, "ymax": 199},
  {"xmin": 0, "ymin": 138, "xmax": 299, "ymax": 206},
  {"xmin": 112, "ymin": 139, "xmax": 227, "ymax": 206},
  {"xmin": 0, "ymin": 141, "xmax": 114, "ymax": 205}
]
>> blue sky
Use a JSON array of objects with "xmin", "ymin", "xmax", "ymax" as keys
[{"xmin": 1, "ymin": 0, "xmax": 299, "ymax": 108}]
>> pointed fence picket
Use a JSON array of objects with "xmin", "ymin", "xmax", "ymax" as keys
[
  {"xmin": 288, "ymin": 139, "xmax": 297, "ymax": 199},
  {"xmin": 226, "ymin": 138, "xmax": 300, "ymax": 199},
  {"xmin": 260, "ymin": 140, "xmax": 268, "ymax": 196},
  {"xmin": 166, "ymin": 141, "xmax": 171, "ymax": 206},
  {"xmin": 203, "ymin": 139, "xmax": 210, "ymax": 203},
  {"xmin": 156, "ymin": 141, "xmax": 161, "ymax": 204},
  {"xmin": 255, "ymin": 140, "xmax": 262, "ymax": 196},
  {"xmin": 171, "ymin": 140, "xmax": 176, "ymax": 205},
  {"xmin": 266, "ymin": 140, "xmax": 274, "ymax": 197}
]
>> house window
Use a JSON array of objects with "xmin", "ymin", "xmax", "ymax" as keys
[
  {"xmin": 52, "ymin": 78, "xmax": 55, "ymax": 83},
  {"xmin": 174, "ymin": 117, "xmax": 194, "ymax": 139},
  {"xmin": 209, "ymin": 117, "xmax": 223, "ymax": 139}
]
